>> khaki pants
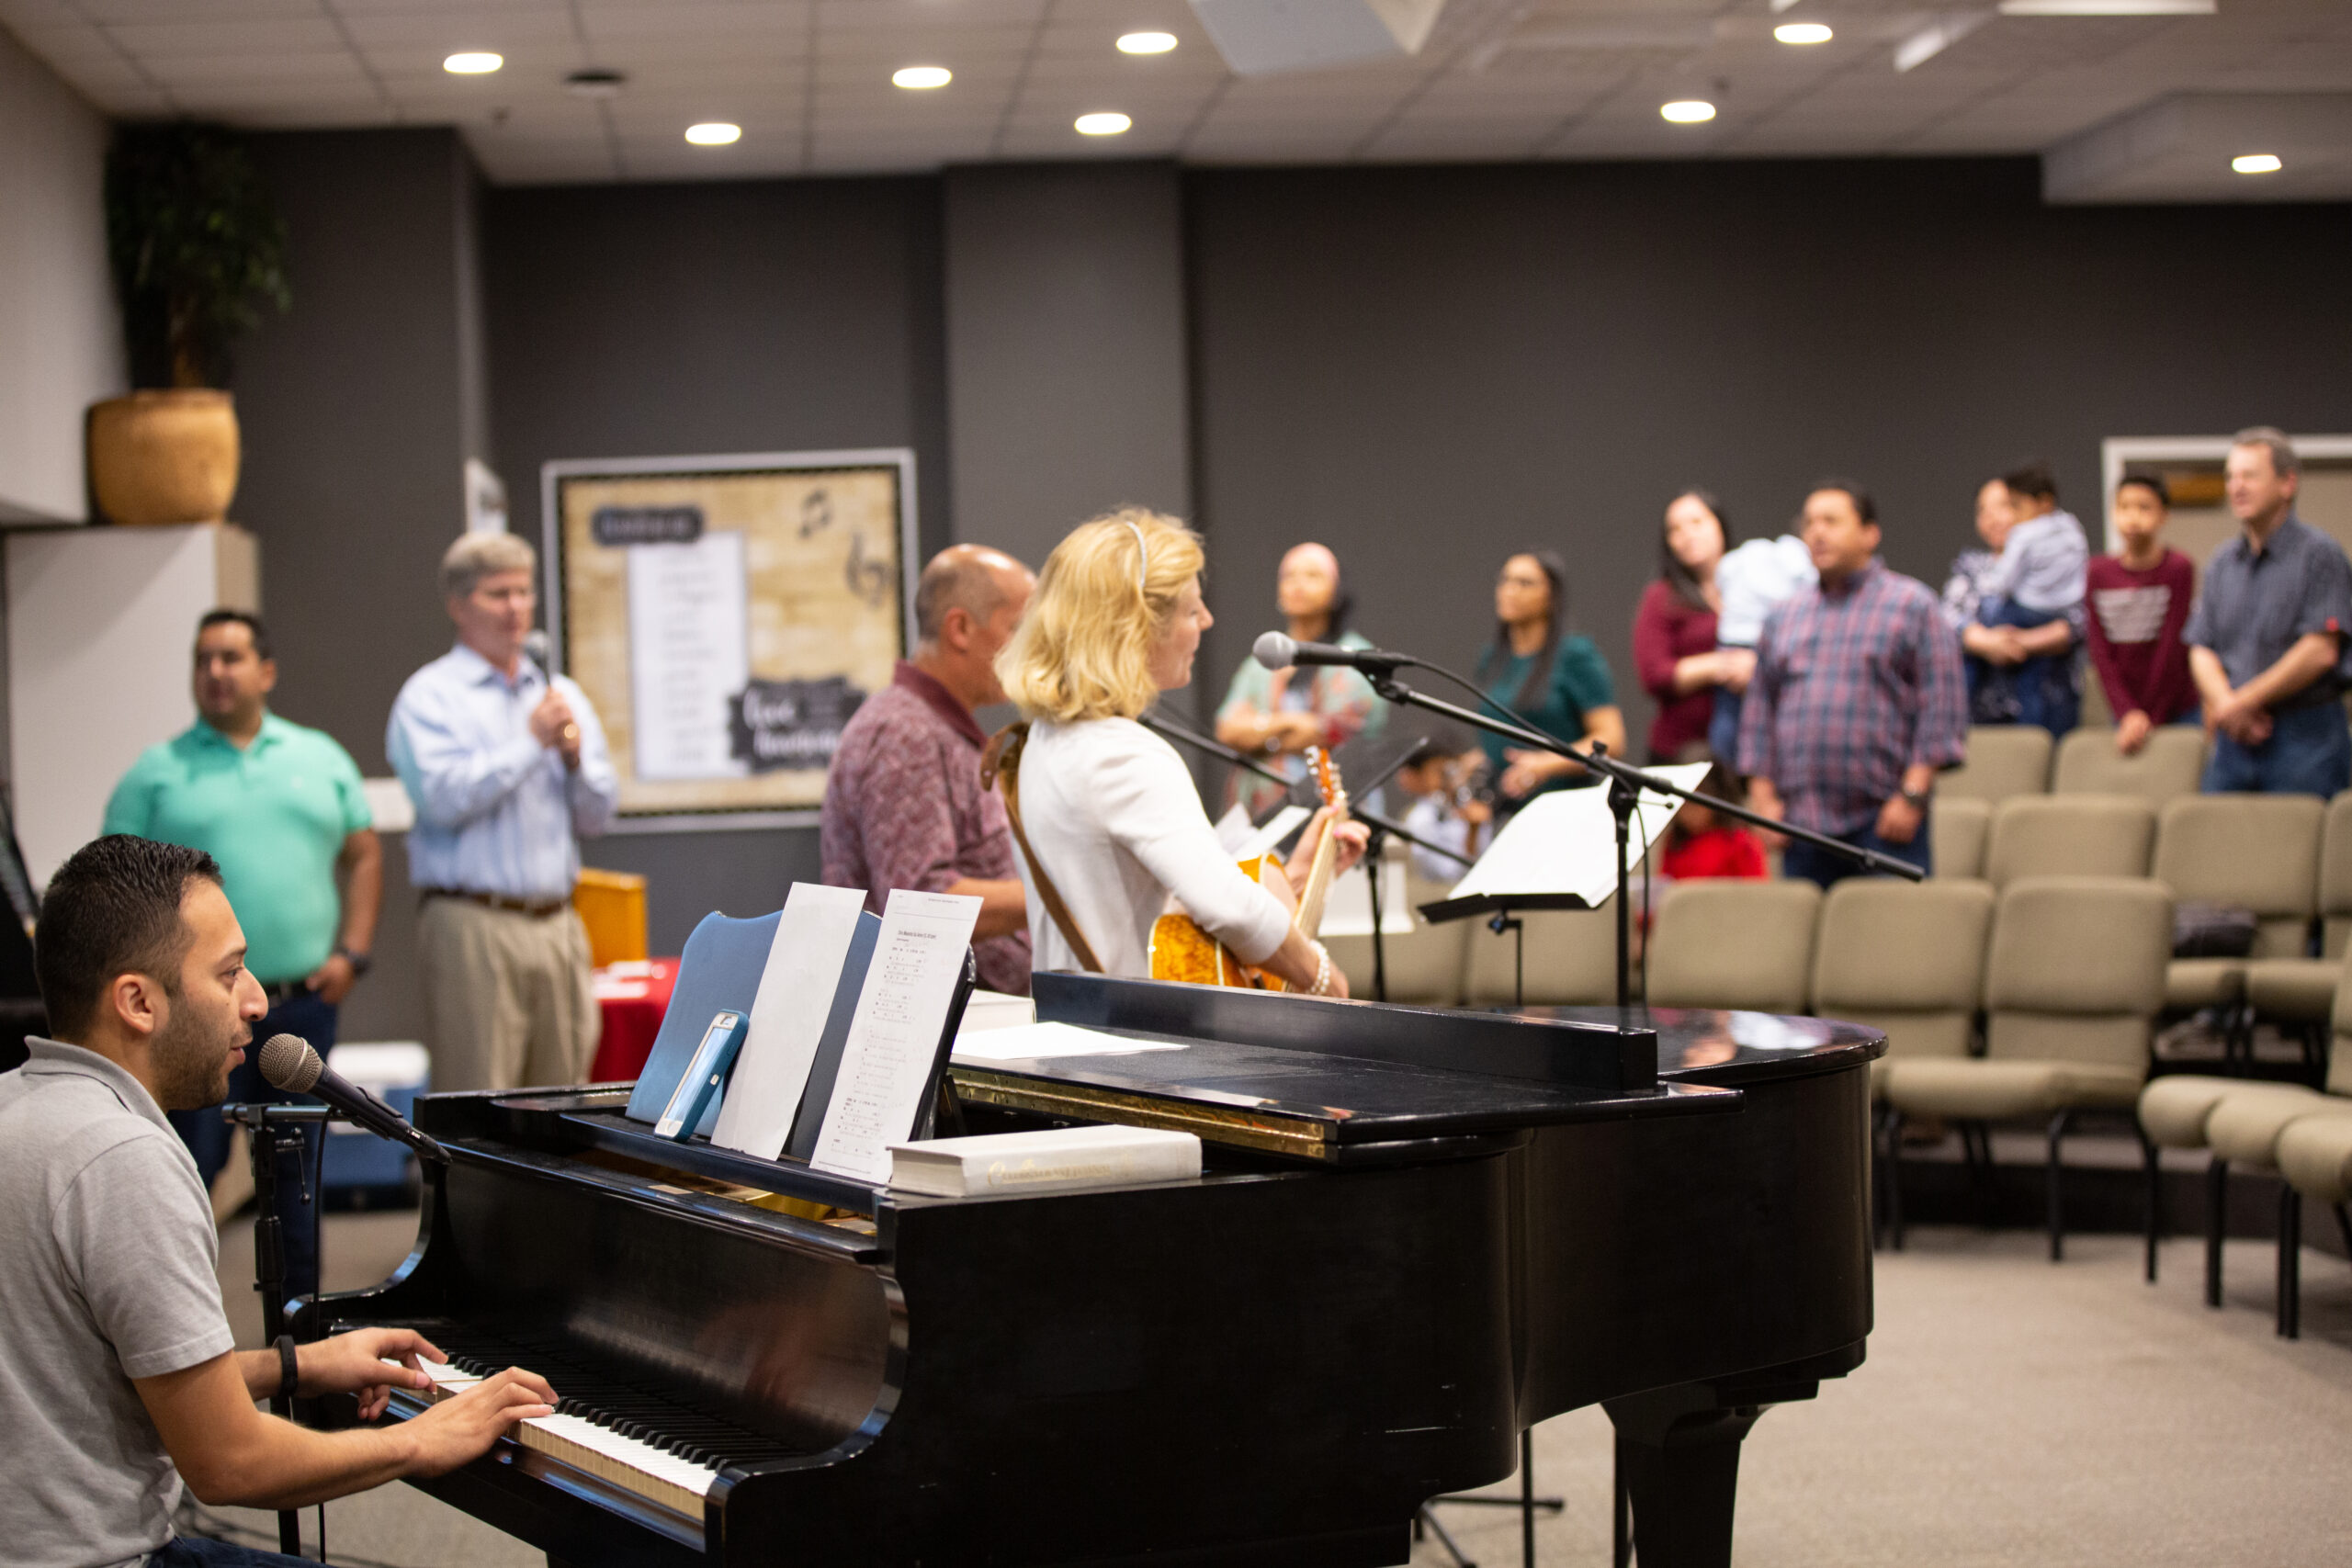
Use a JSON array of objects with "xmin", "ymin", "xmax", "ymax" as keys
[{"xmin": 417, "ymin": 896, "xmax": 601, "ymax": 1093}]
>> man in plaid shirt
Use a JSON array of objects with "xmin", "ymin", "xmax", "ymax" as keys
[{"xmin": 1738, "ymin": 480, "xmax": 1970, "ymax": 887}]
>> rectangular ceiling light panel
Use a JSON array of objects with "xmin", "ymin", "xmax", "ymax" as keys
[
  {"xmin": 1189, "ymin": 0, "xmax": 1449, "ymax": 75},
  {"xmin": 1996, "ymin": 1, "xmax": 2216, "ymax": 16}
]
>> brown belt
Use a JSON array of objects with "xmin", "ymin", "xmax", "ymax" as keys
[{"xmin": 420, "ymin": 886, "xmax": 572, "ymax": 919}]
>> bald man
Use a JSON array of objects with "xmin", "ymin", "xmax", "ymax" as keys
[{"xmin": 822, "ymin": 546, "xmax": 1036, "ymax": 993}]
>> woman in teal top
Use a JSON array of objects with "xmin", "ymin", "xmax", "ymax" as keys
[{"xmin": 1469, "ymin": 550, "xmax": 1626, "ymax": 805}]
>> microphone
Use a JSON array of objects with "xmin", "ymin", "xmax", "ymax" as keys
[
  {"xmin": 1253, "ymin": 630, "xmax": 1415, "ymax": 675},
  {"xmin": 258, "ymin": 1033, "xmax": 450, "ymax": 1166},
  {"xmin": 522, "ymin": 628, "xmax": 551, "ymax": 668}
]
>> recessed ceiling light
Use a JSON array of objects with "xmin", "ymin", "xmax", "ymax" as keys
[
  {"xmin": 1660, "ymin": 100, "xmax": 1716, "ymax": 124},
  {"xmin": 443, "ymin": 51, "xmax": 503, "ymax": 75},
  {"xmin": 1075, "ymin": 112, "xmax": 1132, "ymax": 136},
  {"xmin": 1118, "ymin": 31, "xmax": 1179, "ymax": 54},
  {"xmin": 893, "ymin": 65, "xmax": 952, "ymax": 89},
  {"xmin": 684, "ymin": 122, "xmax": 741, "ymax": 146},
  {"xmin": 2232, "ymin": 153, "xmax": 2283, "ymax": 175},
  {"xmin": 1996, "ymin": 0, "xmax": 2214, "ymax": 14},
  {"xmin": 1774, "ymin": 22, "xmax": 1833, "ymax": 44}
]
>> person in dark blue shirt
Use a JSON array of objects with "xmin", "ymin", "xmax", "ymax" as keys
[{"xmin": 1467, "ymin": 550, "xmax": 1624, "ymax": 807}]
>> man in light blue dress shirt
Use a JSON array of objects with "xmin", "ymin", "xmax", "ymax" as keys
[{"xmin": 389, "ymin": 533, "xmax": 618, "ymax": 1092}]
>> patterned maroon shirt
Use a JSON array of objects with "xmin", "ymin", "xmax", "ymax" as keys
[{"xmin": 820, "ymin": 662, "xmax": 1032, "ymax": 994}]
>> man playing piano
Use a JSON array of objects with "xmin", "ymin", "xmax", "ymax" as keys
[{"xmin": 0, "ymin": 835, "xmax": 556, "ymax": 1568}]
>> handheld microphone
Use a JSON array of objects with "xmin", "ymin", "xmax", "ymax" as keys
[
  {"xmin": 522, "ymin": 628, "xmax": 551, "ymax": 668},
  {"xmin": 258, "ymin": 1033, "xmax": 450, "ymax": 1166},
  {"xmin": 1252, "ymin": 630, "xmax": 1416, "ymax": 675}
]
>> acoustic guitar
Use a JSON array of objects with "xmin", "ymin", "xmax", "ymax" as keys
[{"xmin": 1148, "ymin": 748, "xmax": 1349, "ymax": 990}]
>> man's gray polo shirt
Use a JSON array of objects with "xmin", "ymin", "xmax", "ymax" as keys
[
  {"xmin": 2184, "ymin": 516, "xmax": 2352, "ymax": 709},
  {"xmin": 0, "ymin": 1038, "xmax": 235, "ymax": 1568}
]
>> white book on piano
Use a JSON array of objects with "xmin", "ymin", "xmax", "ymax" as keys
[
  {"xmin": 711, "ymin": 881, "xmax": 867, "ymax": 1159},
  {"xmin": 887, "ymin": 1124, "xmax": 1201, "ymax": 1198}
]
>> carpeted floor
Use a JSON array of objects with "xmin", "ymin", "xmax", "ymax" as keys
[{"xmin": 205, "ymin": 1209, "xmax": 2352, "ymax": 1566}]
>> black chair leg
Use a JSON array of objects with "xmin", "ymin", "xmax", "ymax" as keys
[
  {"xmin": 2335, "ymin": 1202, "xmax": 2352, "ymax": 1265},
  {"xmin": 1886, "ymin": 1110, "xmax": 1906, "ymax": 1252},
  {"xmin": 2278, "ymin": 1182, "xmax": 2302, "ymax": 1339},
  {"xmin": 2206, "ymin": 1157, "xmax": 2229, "ymax": 1308},
  {"xmin": 1965, "ymin": 1121, "xmax": 1996, "ymax": 1229},
  {"xmin": 2047, "ymin": 1110, "xmax": 2072, "ymax": 1262},
  {"xmin": 2142, "ymin": 1126, "xmax": 2163, "ymax": 1284}
]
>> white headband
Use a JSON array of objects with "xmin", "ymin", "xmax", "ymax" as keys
[{"xmin": 1125, "ymin": 519, "xmax": 1148, "ymax": 595}]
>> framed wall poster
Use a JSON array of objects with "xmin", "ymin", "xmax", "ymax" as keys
[{"xmin": 542, "ymin": 449, "xmax": 918, "ymax": 829}]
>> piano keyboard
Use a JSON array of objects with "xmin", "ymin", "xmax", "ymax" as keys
[{"xmin": 415, "ymin": 1359, "xmax": 720, "ymax": 1519}]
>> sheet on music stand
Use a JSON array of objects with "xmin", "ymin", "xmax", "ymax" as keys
[{"xmin": 1445, "ymin": 761, "xmax": 1712, "ymax": 908}]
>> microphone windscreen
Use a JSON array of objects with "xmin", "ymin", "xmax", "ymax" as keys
[
  {"xmin": 1253, "ymin": 630, "xmax": 1296, "ymax": 671},
  {"xmin": 257, "ymin": 1033, "xmax": 323, "ymax": 1094},
  {"xmin": 523, "ymin": 628, "xmax": 551, "ymax": 666}
]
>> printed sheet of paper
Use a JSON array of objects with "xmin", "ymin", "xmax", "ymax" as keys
[
  {"xmin": 1235, "ymin": 805, "xmax": 1311, "ymax": 862},
  {"xmin": 1446, "ymin": 762, "xmax": 1712, "ymax": 907},
  {"xmin": 710, "ymin": 882, "xmax": 868, "ymax": 1159},
  {"xmin": 809, "ymin": 888, "xmax": 982, "ymax": 1183},
  {"xmin": 950, "ymin": 1020, "xmax": 1188, "ymax": 1063},
  {"xmin": 627, "ymin": 530, "xmax": 750, "ymax": 781},
  {"xmin": 1212, "ymin": 802, "xmax": 1253, "ymax": 855}
]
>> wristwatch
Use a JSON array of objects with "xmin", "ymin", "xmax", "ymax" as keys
[
  {"xmin": 334, "ymin": 945, "xmax": 373, "ymax": 977},
  {"xmin": 275, "ymin": 1334, "xmax": 300, "ymax": 1401},
  {"xmin": 1899, "ymin": 785, "xmax": 1933, "ymax": 811}
]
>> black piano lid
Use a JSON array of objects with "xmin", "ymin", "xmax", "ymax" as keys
[{"xmin": 1509, "ymin": 1005, "xmax": 1887, "ymax": 1088}]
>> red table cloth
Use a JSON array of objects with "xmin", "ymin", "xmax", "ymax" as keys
[{"xmin": 590, "ymin": 958, "xmax": 680, "ymax": 1083}]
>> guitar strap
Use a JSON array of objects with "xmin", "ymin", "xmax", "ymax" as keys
[{"xmin": 980, "ymin": 721, "xmax": 1105, "ymax": 975}]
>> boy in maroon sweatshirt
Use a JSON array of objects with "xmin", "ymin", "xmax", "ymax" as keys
[{"xmin": 2085, "ymin": 473, "xmax": 2198, "ymax": 753}]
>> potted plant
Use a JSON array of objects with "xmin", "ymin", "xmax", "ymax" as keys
[{"xmin": 89, "ymin": 122, "xmax": 289, "ymax": 525}]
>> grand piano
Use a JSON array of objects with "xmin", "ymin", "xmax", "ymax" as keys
[{"xmin": 308, "ymin": 974, "xmax": 1881, "ymax": 1567}]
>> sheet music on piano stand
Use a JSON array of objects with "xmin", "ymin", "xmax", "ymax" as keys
[{"xmin": 1418, "ymin": 761, "xmax": 1710, "ymax": 923}]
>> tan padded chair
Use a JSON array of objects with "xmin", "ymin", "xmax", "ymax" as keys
[
  {"xmin": 1982, "ymin": 795, "xmax": 2157, "ymax": 888},
  {"xmin": 2154, "ymin": 794, "xmax": 2325, "ymax": 1013},
  {"xmin": 1939, "ymin": 726, "xmax": 2054, "ymax": 804},
  {"xmin": 1931, "ymin": 797, "xmax": 1992, "ymax": 881},
  {"xmin": 2051, "ymin": 726, "xmax": 2209, "ymax": 806},
  {"xmin": 1809, "ymin": 878, "xmax": 1995, "ymax": 1100},
  {"xmin": 2243, "ymin": 790, "xmax": 2352, "ymax": 1031},
  {"xmin": 2144, "ymin": 950, "xmax": 2352, "ymax": 1315},
  {"xmin": 1883, "ymin": 875, "xmax": 2172, "ymax": 1258},
  {"xmin": 2277, "ymin": 1112, "xmax": 2352, "ymax": 1338},
  {"xmin": 1462, "ymin": 904, "xmax": 1618, "ymax": 1007},
  {"xmin": 1645, "ymin": 880, "xmax": 1822, "ymax": 1013}
]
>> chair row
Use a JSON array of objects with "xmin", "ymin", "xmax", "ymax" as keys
[
  {"xmin": 2138, "ymin": 967, "xmax": 2352, "ymax": 1337},
  {"xmin": 1942, "ymin": 724, "xmax": 2209, "ymax": 806},
  {"xmin": 1933, "ymin": 788, "xmax": 2352, "ymax": 1041}
]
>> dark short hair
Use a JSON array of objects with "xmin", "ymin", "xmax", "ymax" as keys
[
  {"xmin": 2117, "ymin": 471, "xmax": 2171, "ymax": 507},
  {"xmin": 1403, "ymin": 738, "xmax": 1453, "ymax": 771},
  {"xmin": 196, "ymin": 608, "xmax": 272, "ymax": 661},
  {"xmin": 36, "ymin": 836, "xmax": 221, "ymax": 1040},
  {"xmin": 1808, "ymin": 479, "xmax": 1877, "ymax": 525},
  {"xmin": 2001, "ymin": 459, "xmax": 2058, "ymax": 503}
]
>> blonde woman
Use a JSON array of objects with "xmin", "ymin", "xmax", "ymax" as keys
[{"xmin": 992, "ymin": 509, "xmax": 1367, "ymax": 993}]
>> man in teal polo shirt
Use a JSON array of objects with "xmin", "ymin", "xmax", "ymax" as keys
[{"xmin": 103, "ymin": 610, "xmax": 380, "ymax": 1297}]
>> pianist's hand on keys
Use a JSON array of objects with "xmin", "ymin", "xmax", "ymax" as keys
[
  {"xmin": 413, "ymin": 1359, "xmax": 720, "ymax": 1516},
  {"xmin": 365, "ymin": 1342, "xmax": 559, "ymax": 1476}
]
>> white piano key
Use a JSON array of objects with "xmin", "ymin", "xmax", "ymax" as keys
[{"xmin": 516, "ymin": 1411, "xmax": 719, "ymax": 1517}]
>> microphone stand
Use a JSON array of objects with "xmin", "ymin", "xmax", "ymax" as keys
[
  {"xmin": 1140, "ymin": 711, "xmax": 1473, "ymax": 1005},
  {"xmin": 1361, "ymin": 671, "xmax": 1924, "ymax": 1013},
  {"xmin": 224, "ymin": 1100, "xmax": 330, "ymax": 1556}
]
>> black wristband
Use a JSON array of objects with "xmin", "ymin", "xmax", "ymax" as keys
[
  {"xmin": 275, "ymin": 1333, "xmax": 300, "ymax": 1401},
  {"xmin": 334, "ymin": 945, "xmax": 373, "ymax": 978}
]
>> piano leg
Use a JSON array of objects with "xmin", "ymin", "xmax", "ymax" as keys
[{"xmin": 1601, "ymin": 1345, "xmax": 1862, "ymax": 1568}]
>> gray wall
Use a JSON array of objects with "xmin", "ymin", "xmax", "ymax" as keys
[
  {"xmin": 482, "ymin": 174, "xmax": 952, "ymax": 949},
  {"xmin": 944, "ymin": 164, "xmax": 1193, "ymax": 571},
  {"xmin": 1187, "ymin": 158, "xmax": 2352, "ymax": 759}
]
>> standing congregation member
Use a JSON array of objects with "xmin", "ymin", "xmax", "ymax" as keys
[
  {"xmin": 2187, "ymin": 428, "xmax": 2352, "ymax": 796},
  {"xmin": 0, "ymin": 834, "xmax": 556, "ymax": 1568},
  {"xmin": 389, "ymin": 534, "xmax": 617, "ymax": 1093},
  {"xmin": 989, "ymin": 510, "xmax": 1366, "ymax": 991},
  {"xmin": 103, "ymin": 609, "xmax": 379, "ymax": 1301},
  {"xmin": 1959, "ymin": 461, "xmax": 2088, "ymax": 737},
  {"xmin": 1215, "ymin": 542, "xmax": 1385, "ymax": 817},
  {"xmin": 1468, "ymin": 550, "xmax": 1625, "ymax": 806},
  {"xmin": 823, "ymin": 544, "xmax": 1036, "ymax": 995},
  {"xmin": 1741, "ymin": 481, "xmax": 1969, "ymax": 888},
  {"xmin": 1707, "ymin": 527, "xmax": 1816, "ymax": 762},
  {"xmin": 1633, "ymin": 491, "xmax": 1736, "ymax": 764},
  {"xmin": 2086, "ymin": 472, "xmax": 2198, "ymax": 754}
]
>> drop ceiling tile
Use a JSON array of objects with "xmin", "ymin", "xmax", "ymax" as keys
[
  {"xmin": 77, "ymin": 0, "xmax": 319, "ymax": 20},
  {"xmin": 103, "ymin": 17, "xmax": 342, "ymax": 54},
  {"xmin": 337, "ymin": 9, "xmax": 578, "ymax": 48}
]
